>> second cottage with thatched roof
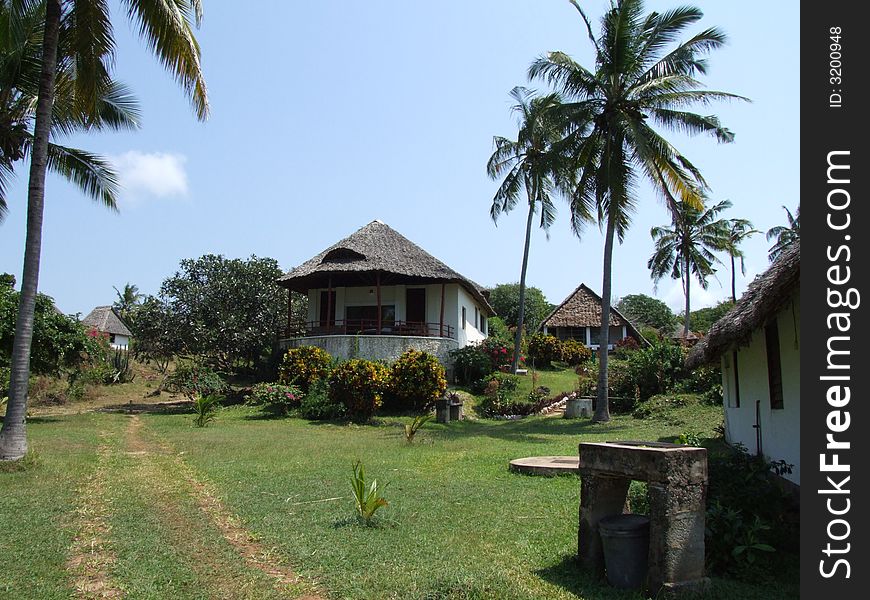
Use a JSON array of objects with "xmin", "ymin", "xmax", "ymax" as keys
[
  {"xmin": 278, "ymin": 220, "xmax": 494, "ymax": 365},
  {"xmin": 540, "ymin": 283, "xmax": 645, "ymax": 350}
]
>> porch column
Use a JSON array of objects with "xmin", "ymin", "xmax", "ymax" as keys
[
  {"xmin": 376, "ymin": 272, "xmax": 382, "ymax": 333},
  {"xmin": 327, "ymin": 275, "xmax": 333, "ymax": 334},
  {"xmin": 439, "ymin": 283, "xmax": 445, "ymax": 337}
]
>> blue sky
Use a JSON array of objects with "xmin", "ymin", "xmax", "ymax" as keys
[{"xmin": 0, "ymin": 1, "xmax": 799, "ymax": 317}]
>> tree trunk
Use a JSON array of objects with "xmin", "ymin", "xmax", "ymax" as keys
[
  {"xmin": 511, "ymin": 189, "xmax": 536, "ymax": 373},
  {"xmin": 683, "ymin": 252, "xmax": 691, "ymax": 338},
  {"xmin": 730, "ymin": 254, "xmax": 737, "ymax": 302},
  {"xmin": 593, "ymin": 216, "xmax": 617, "ymax": 423},
  {"xmin": 0, "ymin": 0, "xmax": 61, "ymax": 461}
]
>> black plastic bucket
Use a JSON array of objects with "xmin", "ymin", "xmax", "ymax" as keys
[{"xmin": 598, "ymin": 514, "xmax": 650, "ymax": 589}]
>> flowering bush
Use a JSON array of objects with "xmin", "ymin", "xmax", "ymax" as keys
[
  {"xmin": 560, "ymin": 338, "xmax": 592, "ymax": 366},
  {"xmin": 613, "ymin": 336, "xmax": 641, "ymax": 359},
  {"xmin": 526, "ymin": 333, "xmax": 561, "ymax": 367},
  {"xmin": 166, "ymin": 363, "xmax": 227, "ymax": 400},
  {"xmin": 328, "ymin": 359, "xmax": 389, "ymax": 422},
  {"xmin": 480, "ymin": 337, "xmax": 516, "ymax": 371},
  {"xmin": 449, "ymin": 345, "xmax": 494, "ymax": 386},
  {"xmin": 247, "ymin": 382, "xmax": 303, "ymax": 415},
  {"xmin": 386, "ymin": 349, "xmax": 447, "ymax": 412},
  {"xmin": 279, "ymin": 345, "xmax": 332, "ymax": 391}
]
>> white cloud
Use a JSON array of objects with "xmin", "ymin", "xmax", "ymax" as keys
[
  {"xmin": 659, "ymin": 280, "xmax": 723, "ymax": 314},
  {"xmin": 111, "ymin": 151, "xmax": 189, "ymax": 204}
]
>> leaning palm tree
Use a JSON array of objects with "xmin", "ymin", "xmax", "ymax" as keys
[
  {"xmin": 1, "ymin": 0, "xmax": 208, "ymax": 461},
  {"xmin": 0, "ymin": 1, "xmax": 140, "ymax": 221},
  {"xmin": 722, "ymin": 216, "xmax": 759, "ymax": 302},
  {"xmin": 488, "ymin": 86, "xmax": 566, "ymax": 373},
  {"xmin": 648, "ymin": 199, "xmax": 731, "ymax": 338},
  {"xmin": 766, "ymin": 204, "xmax": 800, "ymax": 262},
  {"xmin": 529, "ymin": 0, "xmax": 745, "ymax": 421}
]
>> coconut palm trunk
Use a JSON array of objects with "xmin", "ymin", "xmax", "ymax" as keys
[
  {"xmin": 0, "ymin": 0, "xmax": 61, "ymax": 461},
  {"xmin": 511, "ymin": 179, "xmax": 537, "ymax": 373},
  {"xmin": 593, "ymin": 216, "xmax": 617, "ymax": 423},
  {"xmin": 730, "ymin": 254, "xmax": 737, "ymax": 302},
  {"xmin": 683, "ymin": 250, "xmax": 691, "ymax": 338}
]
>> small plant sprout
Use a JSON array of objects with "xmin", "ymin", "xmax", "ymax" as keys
[
  {"xmin": 350, "ymin": 460, "xmax": 388, "ymax": 524},
  {"xmin": 404, "ymin": 413, "xmax": 433, "ymax": 444},
  {"xmin": 192, "ymin": 394, "xmax": 219, "ymax": 428}
]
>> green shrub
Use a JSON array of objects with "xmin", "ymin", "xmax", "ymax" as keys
[
  {"xmin": 191, "ymin": 394, "xmax": 219, "ymax": 427},
  {"xmin": 386, "ymin": 349, "xmax": 447, "ymax": 412},
  {"xmin": 247, "ymin": 382, "xmax": 303, "ymax": 415},
  {"xmin": 612, "ymin": 336, "xmax": 641, "ymax": 359},
  {"xmin": 705, "ymin": 444, "xmax": 795, "ymax": 578},
  {"xmin": 329, "ymin": 359, "xmax": 389, "ymax": 422},
  {"xmin": 560, "ymin": 338, "xmax": 591, "ymax": 366},
  {"xmin": 480, "ymin": 337, "xmax": 515, "ymax": 371},
  {"xmin": 299, "ymin": 379, "xmax": 345, "ymax": 420},
  {"xmin": 279, "ymin": 345, "xmax": 332, "ymax": 391},
  {"xmin": 627, "ymin": 481, "xmax": 649, "ymax": 514},
  {"xmin": 449, "ymin": 345, "xmax": 494, "ymax": 386},
  {"xmin": 167, "ymin": 363, "xmax": 227, "ymax": 400},
  {"xmin": 625, "ymin": 339, "xmax": 687, "ymax": 401},
  {"xmin": 526, "ymin": 333, "xmax": 561, "ymax": 367}
]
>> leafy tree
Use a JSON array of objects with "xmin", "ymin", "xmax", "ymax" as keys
[
  {"xmin": 0, "ymin": 273, "xmax": 14, "ymax": 288},
  {"xmin": 0, "ymin": 284, "xmax": 89, "ymax": 377},
  {"xmin": 127, "ymin": 296, "xmax": 183, "ymax": 392},
  {"xmin": 487, "ymin": 283, "xmax": 552, "ymax": 335},
  {"xmin": 488, "ymin": 87, "xmax": 566, "ymax": 373},
  {"xmin": 529, "ymin": 0, "xmax": 744, "ymax": 421},
  {"xmin": 159, "ymin": 254, "xmax": 303, "ymax": 370},
  {"xmin": 722, "ymin": 217, "xmax": 759, "ymax": 302},
  {"xmin": 615, "ymin": 294, "xmax": 677, "ymax": 332},
  {"xmin": 688, "ymin": 300, "xmax": 734, "ymax": 334},
  {"xmin": 766, "ymin": 205, "xmax": 800, "ymax": 262},
  {"xmin": 2, "ymin": 0, "xmax": 208, "ymax": 461},
  {"xmin": 648, "ymin": 199, "xmax": 731, "ymax": 337}
]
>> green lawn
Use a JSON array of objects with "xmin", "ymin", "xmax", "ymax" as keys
[{"xmin": 0, "ymin": 398, "xmax": 798, "ymax": 599}]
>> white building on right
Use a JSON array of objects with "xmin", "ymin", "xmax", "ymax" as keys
[{"xmin": 687, "ymin": 243, "xmax": 800, "ymax": 487}]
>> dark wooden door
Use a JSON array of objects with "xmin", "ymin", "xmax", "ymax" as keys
[
  {"xmin": 319, "ymin": 291, "xmax": 336, "ymax": 327},
  {"xmin": 406, "ymin": 288, "xmax": 426, "ymax": 324}
]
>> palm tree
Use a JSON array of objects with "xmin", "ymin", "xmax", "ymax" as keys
[
  {"xmin": 1, "ymin": 0, "xmax": 208, "ymax": 461},
  {"xmin": 648, "ymin": 199, "xmax": 731, "ymax": 337},
  {"xmin": 0, "ymin": 1, "xmax": 140, "ymax": 221},
  {"xmin": 113, "ymin": 282, "xmax": 141, "ymax": 321},
  {"xmin": 529, "ymin": 0, "xmax": 745, "ymax": 421},
  {"xmin": 766, "ymin": 205, "xmax": 799, "ymax": 262},
  {"xmin": 488, "ymin": 86, "xmax": 565, "ymax": 372},
  {"xmin": 722, "ymin": 216, "xmax": 759, "ymax": 302}
]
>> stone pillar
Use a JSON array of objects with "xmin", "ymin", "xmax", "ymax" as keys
[
  {"xmin": 647, "ymin": 482, "xmax": 709, "ymax": 596},
  {"xmin": 577, "ymin": 472, "xmax": 630, "ymax": 575}
]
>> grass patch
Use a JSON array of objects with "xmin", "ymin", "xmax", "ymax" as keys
[{"xmin": 0, "ymin": 400, "xmax": 796, "ymax": 599}]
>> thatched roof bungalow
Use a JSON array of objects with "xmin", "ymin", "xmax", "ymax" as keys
[
  {"xmin": 687, "ymin": 243, "xmax": 800, "ymax": 485},
  {"xmin": 278, "ymin": 220, "xmax": 493, "ymax": 364},
  {"xmin": 540, "ymin": 283, "xmax": 645, "ymax": 350},
  {"xmin": 81, "ymin": 306, "xmax": 132, "ymax": 349}
]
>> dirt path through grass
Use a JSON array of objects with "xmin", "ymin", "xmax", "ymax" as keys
[
  {"xmin": 66, "ymin": 432, "xmax": 123, "ymax": 599},
  {"xmin": 122, "ymin": 416, "xmax": 323, "ymax": 600}
]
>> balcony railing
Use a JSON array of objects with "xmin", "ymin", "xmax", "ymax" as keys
[{"xmin": 285, "ymin": 320, "xmax": 455, "ymax": 340}]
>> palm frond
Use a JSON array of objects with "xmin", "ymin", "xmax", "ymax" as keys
[{"xmin": 44, "ymin": 141, "xmax": 119, "ymax": 210}]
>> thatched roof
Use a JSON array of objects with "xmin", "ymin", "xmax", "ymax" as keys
[
  {"xmin": 540, "ymin": 283, "xmax": 645, "ymax": 341},
  {"xmin": 278, "ymin": 220, "xmax": 494, "ymax": 314},
  {"xmin": 687, "ymin": 242, "xmax": 799, "ymax": 368},
  {"xmin": 81, "ymin": 306, "xmax": 132, "ymax": 337}
]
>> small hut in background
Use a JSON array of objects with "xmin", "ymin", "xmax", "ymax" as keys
[
  {"xmin": 81, "ymin": 306, "xmax": 132, "ymax": 349},
  {"xmin": 540, "ymin": 283, "xmax": 645, "ymax": 351}
]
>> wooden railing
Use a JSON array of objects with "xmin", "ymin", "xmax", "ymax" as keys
[{"xmin": 285, "ymin": 320, "xmax": 455, "ymax": 340}]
